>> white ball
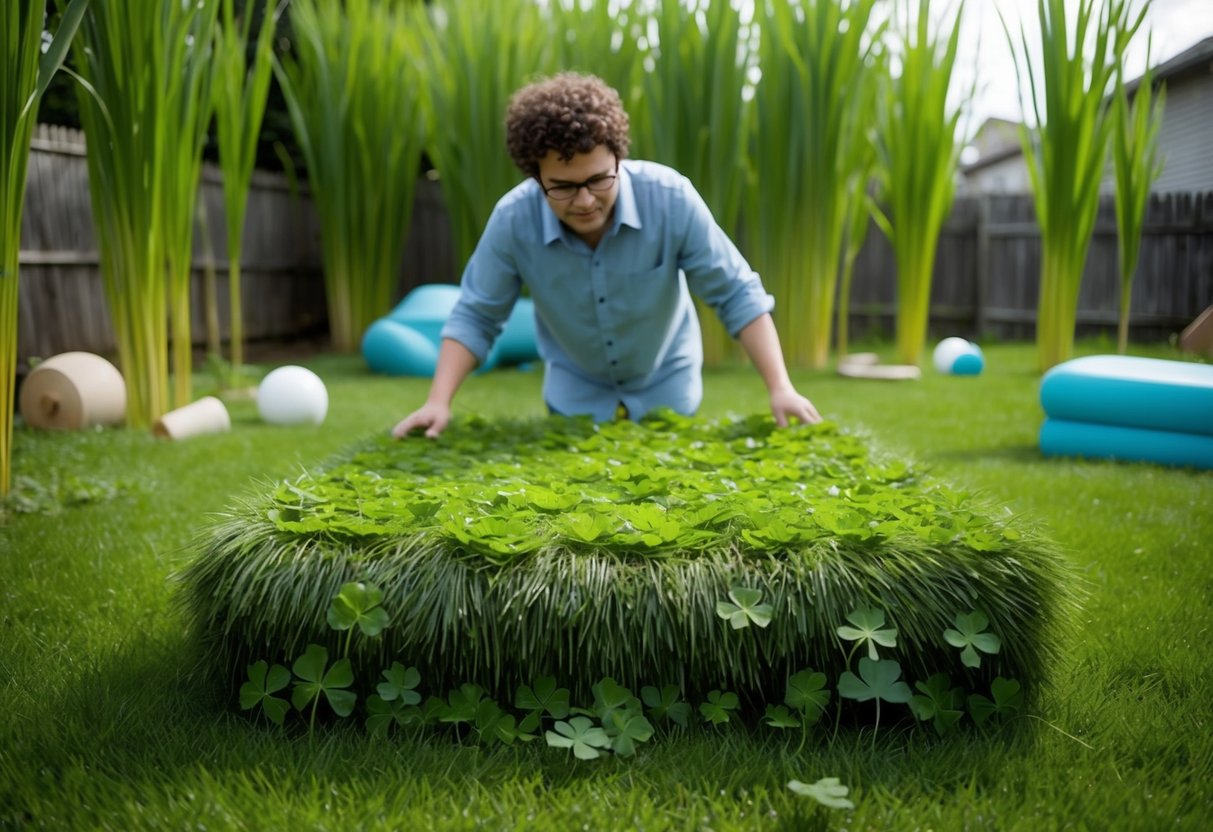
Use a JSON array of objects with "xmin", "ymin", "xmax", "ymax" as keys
[
  {"xmin": 257, "ymin": 365, "xmax": 328, "ymax": 425},
  {"xmin": 933, "ymin": 337, "xmax": 974, "ymax": 374}
]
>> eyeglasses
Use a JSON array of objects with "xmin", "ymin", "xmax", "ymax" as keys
[{"xmin": 541, "ymin": 171, "xmax": 618, "ymax": 201}]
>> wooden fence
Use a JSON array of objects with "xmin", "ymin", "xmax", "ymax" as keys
[
  {"xmin": 16, "ymin": 124, "xmax": 1213, "ymax": 367},
  {"xmin": 845, "ymin": 191, "xmax": 1213, "ymax": 344}
]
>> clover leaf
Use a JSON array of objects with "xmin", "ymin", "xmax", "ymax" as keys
[
  {"xmin": 327, "ymin": 581, "xmax": 389, "ymax": 638},
  {"xmin": 583, "ymin": 677, "xmax": 641, "ymax": 724},
  {"xmin": 365, "ymin": 694, "xmax": 420, "ymax": 736},
  {"xmin": 968, "ymin": 677, "xmax": 1024, "ymax": 725},
  {"xmin": 788, "ymin": 777, "xmax": 855, "ymax": 810},
  {"xmin": 836, "ymin": 605, "xmax": 898, "ymax": 661},
  {"xmin": 641, "ymin": 684, "xmax": 691, "ymax": 728},
  {"xmin": 908, "ymin": 673, "xmax": 965, "ymax": 735},
  {"xmin": 441, "ymin": 683, "xmax": 485, "ymax": 726},
  {"xmin": 545, "ymin": 716, "xmax": 611, "ymax": 760},
  {"xmin": 376, "ymin": 662, "xmax": 421, "ymax": 704},
  {"xmin": 785, "ymin": 669, "xmax": 830, "ymax": 725},
  {"xmin": 607, "ymin": 710, "xmax": 654, "ymax": 757},
  {"xmin": 715, "ymin": 586, "xmax": 774, "ymax": 629},
  {"xmin": 837, "ymin": 658, "xmax": 912, "ymax": 704},
  {"xmin": 699, "ymin": 690, "xmax": 740, "ymax": 725},
  {"xmin": 291, "ymin": 644, "xmax": 356, "ymax": 728},
  {"xmin": 763, "ymin": 704, "xmax": 801, "ymax": 729},
  {"xmin": 474, "ymin": 700, "xmax": 518, "ymax": 745},
  {"xmin": 420, "ymin": 695, "xmax": 450, "ymax": 725},
  {"xmin": 238, "ymin": 660, "xmax": 291, "ymax": 726},
  {"xmin": 515, "ymin": 676, "xmax": 570, "ymax": 722},
  {"xmin": 944, "ymin": 611, "xmax": 1002, "ymax": 669}
]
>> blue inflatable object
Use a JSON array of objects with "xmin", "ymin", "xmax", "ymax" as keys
[
  {"xmin": 952, "ymin": 351, "xmax": 985, "ymax": 376},
  {"xmin": 1040, "ymin": 355, "xmax": 1213, "ymax": 437},
  {"xmin": 362, "ymin": 284, "xmax": 539, "ymax": 377},
  {"xmin": 1040, "ymin": 418, "xmax": 1213, "ymax": 469}
]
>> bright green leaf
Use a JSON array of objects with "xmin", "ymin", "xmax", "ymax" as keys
[
  {"xmin": 788, "ymin": 777, "xmax": 855, "ymax": 810},
  {"xmin": 837, "ymin": 605, "xmax": 899, "ymax": 661}
]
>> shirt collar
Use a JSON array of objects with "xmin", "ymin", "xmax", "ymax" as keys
[{"xmin": 539, "ymin": 160, "xmax": 643, "ymax": 246}]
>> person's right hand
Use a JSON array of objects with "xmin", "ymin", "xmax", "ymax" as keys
[{"xmin": 391, "ymin": 401, "xmax": 452, "ymax": 439}]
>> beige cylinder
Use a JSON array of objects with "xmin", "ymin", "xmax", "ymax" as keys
[
  {"xmin": 19, "ymin": 352, "xmax": 127, "ymax": 430},
  {"xmin": 153, "ymin": 396, "xmax": 231, "ymax": 440}
]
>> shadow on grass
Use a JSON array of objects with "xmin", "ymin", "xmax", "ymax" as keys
[
  {"xmin": 926, "ymin": 444, "xmax": 1044, "ymax": 465},
  {"xmin": 3, "ymin": 624, "xmax": 1054, "ymax": 830}
]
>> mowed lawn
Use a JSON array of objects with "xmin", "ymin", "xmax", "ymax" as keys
[{"xmin": 2, "ymin": 340, "xmax": 1210, "ymax": 831}]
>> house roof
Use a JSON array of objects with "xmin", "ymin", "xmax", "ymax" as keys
[
  {"xmin": 961, "ymin": 35, "xmax": 1213, "ymax": 175},
  {"xmin": 1126, "ymin": 35, "xmax": 1213, "ymax": 93}
]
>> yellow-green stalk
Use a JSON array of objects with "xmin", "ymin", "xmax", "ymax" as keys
[
  {"xmin": 633, "ymin": 0, "xmax": 753, "ymax": 365},
  {"xmin": 1, "ymin": 0, "xmax": 87, "ymax": 495},
  {"xmin": 162, "ymin": 5, "xmax": 219, "ymax": 408},
  {"xmin": 1006, "ymin": 0, "xmax": 1147, "ymax": 371},
  {"xmin": 872, "ymin": 0, "xmax": 967, "ymax": 366},
  {"xmin": 1111, "ymin": 44, "xmax": 1164, "ymax": 355},
  {"xmin": 750, "ymin": 0, "xmax": 882, "ymax": 368},
  {"xmin": 277, "ymin": 0, "xmax": 428, "ymax": 351},
  {"xmin": 549, "ymin": 0, "xmax": 645, "ymax": 110},
  {"xmin": 73, "ymin": 0, "xmax": 217, "ymax": 426},
  {"xmin": 214, "ymin": 0, "xmax": 280, "ymax": 370},
  {"xmin": 419, "ymin": 0, "xmax": 555, "ymax": 270}
]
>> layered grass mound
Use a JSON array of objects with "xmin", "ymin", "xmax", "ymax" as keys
[{"xmin": 178, "ymin": 411, "xmax": 1077, "ymax": 702}]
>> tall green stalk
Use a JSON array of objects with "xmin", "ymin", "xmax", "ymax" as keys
[
  {"xmin": 419, "ymin": 0, "xmax": 555, "ymax": 270},
  {"xmin": 214, "ymin": 0, "xmax": 280, "ymax": 370},
  {"xmin": 73, "ymin": 0, "xmax": 217, "ymax": 427},
  {"xmin": 1005, "ymin": 0, "xmax": 1147, "ymax": 371},
  {"xmin": 277, "ymin": 0, "xmax": 428, "ymax": 351},
  {"xmin": 1, "ymin": 0, "xmax": 86, "ymax": 495},
  {"xmin": 633, "ymin": 0, "xmax": 753, "ymax": 365},
  {"xmin": 750, "ymin": 0, "xmax": 882, "ymax": 369},
  {"xmin": 1111, "ymin": 44, "xmax": 1164, "ymax": 355},
  {"xmin": 872, "ymin": 0, "xmax": 967, "ymax": 366},
  {"xmin": 163, "ymin": 5, "xmax": 219, "ymax": 408},
  {"xmin": 549, "ymin": 0, "xmax": 645, "ymax": 111}
]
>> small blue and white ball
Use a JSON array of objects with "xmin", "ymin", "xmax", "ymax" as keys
[
  {"xmin": 933, "ymin": 337, "xmax": 984, "ymax": 375},
  {"xmin": 257, "ymin": 365, "xmax": 329, "ymax": 425}
]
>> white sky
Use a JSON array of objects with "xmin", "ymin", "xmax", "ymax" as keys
[{"xmin": 955, "ymin": 0, "xmax": 1213, "ymax": 133}]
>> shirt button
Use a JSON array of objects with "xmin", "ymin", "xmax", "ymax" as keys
[
  {"xmin": 611, "ymin": 360, "xmax": 618, "ymax": 365},
  {"xmin": 606, "ymin": 340, "xmax": 613, "ymax": 346},
  {"xmin": 598, "ymin": 297, "xmax": 605, "ymax": 303}
]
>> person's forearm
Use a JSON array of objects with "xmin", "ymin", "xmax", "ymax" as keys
[
  {"xmin": 426, "ymin": 338, "xmax": 480, "ymax": 405},
  {"xmin": 737, "ymin": 314, "xmax": 795, "ymax": 394}
]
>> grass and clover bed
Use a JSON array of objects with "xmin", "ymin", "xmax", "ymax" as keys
[
  {"xmin": 179, "ymin": 408, "xmax": 1076, "ymax": 731},
  {"xmin": 5, "ymin": 343, "xmax": 1211, "ymax": 830}
]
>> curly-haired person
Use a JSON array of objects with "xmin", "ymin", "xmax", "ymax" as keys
[{"xmin": 392, "ymin": 72, "xmax": 821, "ymax": 438}]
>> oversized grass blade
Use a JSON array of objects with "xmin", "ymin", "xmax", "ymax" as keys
[
  {"xmin": 419, "ymin": 0, "xmax": 556, "ymax": 272},
  {"xmin": 277, "ymin": 0, "xmax": 429, "ymax": 351},
  {"xmin": 213, "ymin": 0, "xmax": 282, "ymax": 370},
  {"xmin": 71, "ymin": 0, "xmax": 219, "ymax": 425},
  {"xmin": 631, "ymin": 0, "xmax": 752, "ymax": 366},
  {"xmin": 750, "ymin": 0, "xmax": 883, "ymax": 369},
  {"xmin": 1111, "ymin": 40, "xmax": 1165, "ymax": 355},
  {"xmin": 2, "ymin": 0, "xmax": 89, "ymax": 494},
  {"xmin": 873, "ymin": 0, "xmax": 968, "ymax": 366},
  {"xmin": 1004, "ymin": 0, "xmax": 1149, "ymax": 370},
  {"xmin": 163, "ymin": 3, "xmax": 220, "ymax": 407}
]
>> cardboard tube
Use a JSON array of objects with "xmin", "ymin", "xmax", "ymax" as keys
[
  {"xmin": 153, "ymin": 396, "xmax": 231, "ymax": 440},
  {"xmin": 19, "ymin": 352, "xmax": 126, "ymax": 430}
]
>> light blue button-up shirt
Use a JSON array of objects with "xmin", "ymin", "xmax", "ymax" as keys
[{"xmin": 441, "ymin": 160, "xmax": 775, "ymax": 422}]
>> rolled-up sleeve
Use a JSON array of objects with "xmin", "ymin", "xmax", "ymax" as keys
[
  {"xmin": 675, "ymin": 183, "xmax": 774, "ymax": 337},
  {"xmin": 440, "ymin": 206, "xmax": 523, "ymax": 363}
]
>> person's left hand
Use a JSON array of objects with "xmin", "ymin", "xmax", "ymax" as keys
[{"xmin": 769, "ymin": 387, "xmax": 822, "ymax": 427}]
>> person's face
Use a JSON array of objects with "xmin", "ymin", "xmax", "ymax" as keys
[{"xmin": 537, "ymin": 144, "xmax": 619, "ymax": 248}]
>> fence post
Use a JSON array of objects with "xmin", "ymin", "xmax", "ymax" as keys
[{"xmin": 975, "ymin": 194, "xmax": 991, "ymax": 338}]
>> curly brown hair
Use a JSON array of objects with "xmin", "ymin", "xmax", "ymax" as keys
[{"xmin": 505, "ymin": 72, "xmax": 630, "ymax": 178}]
